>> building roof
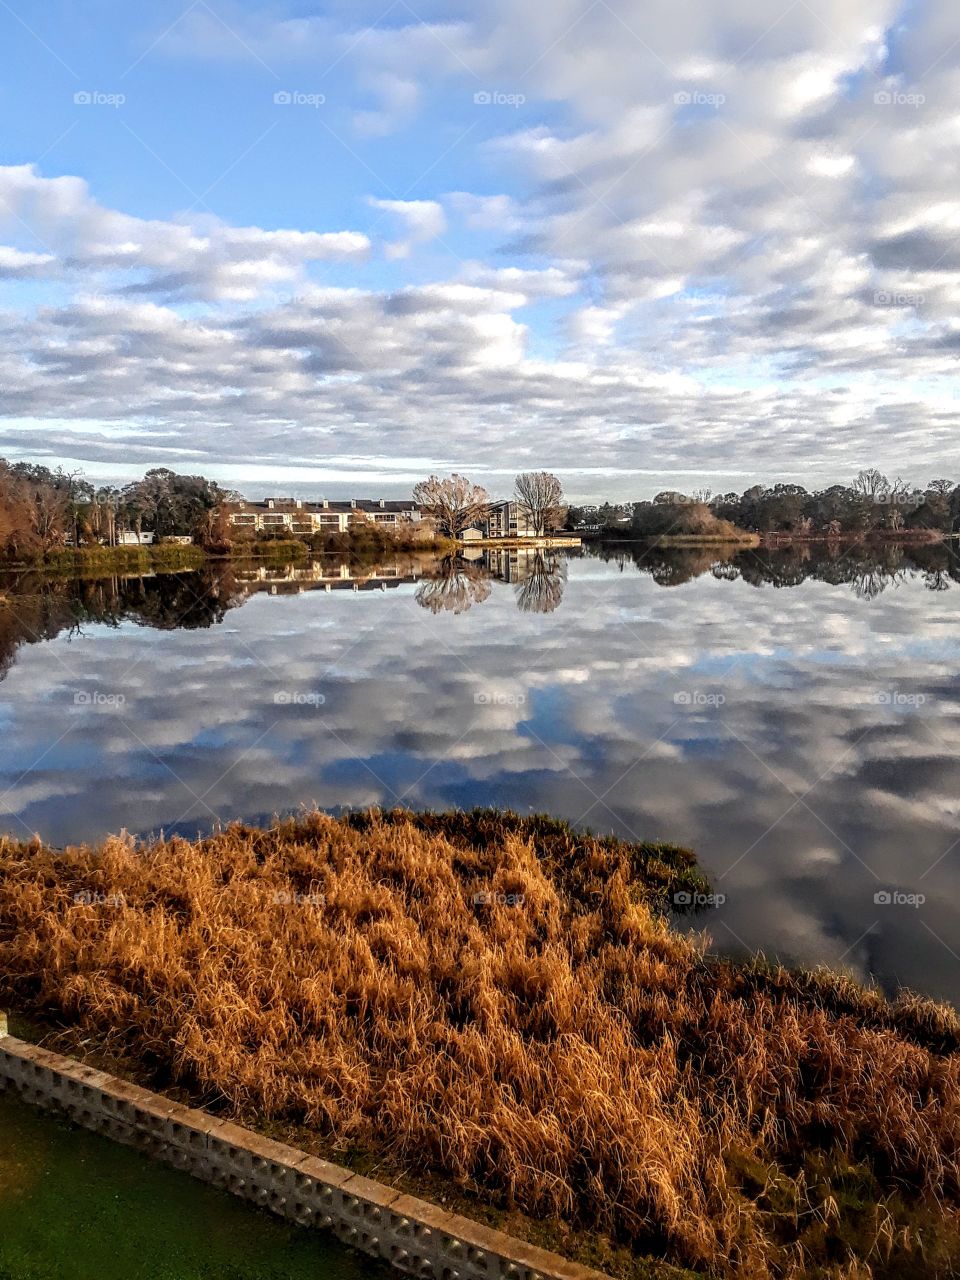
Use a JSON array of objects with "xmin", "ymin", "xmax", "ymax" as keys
[{"xmin": 235, "ymin": 498, "xmax": 419, "ymax": 513}]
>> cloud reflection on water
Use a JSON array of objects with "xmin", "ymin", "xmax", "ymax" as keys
[{"xmin": 1, "ymin": 540, "xmax": 959, "ymax": 1004}]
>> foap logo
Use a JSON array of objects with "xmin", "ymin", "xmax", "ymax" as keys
[
  {"xmin": 474, "ymin": 689, "xmax": 527, "ymax": 707},
  {"xmin": 273, "ymin": 889, "xmax": 325, "ymax": 906},
  {"xmin": 473, "ymin": 890, "xmax": 525, "ymax": 907},
  {"xmin": 673, "ymin": 690, "xmax": 726, "ymax": 708},
  {"xmin": 274, "ymin": 90, "xmax": 325, "ymax": 107},
  {"xmin": 874, "ymin": 289, "xmax": 925, "ymax": 309},
  {"xmin": 274, "ymin": 690, "xmax": 326, "ymax": 707},
  {"xmin": 874, "ymin": 889, "xmax": 925, "ymax": 908},
  {"xmin": 73, "ymin": 890, "xmax": 125, "ymax": 907},
  {"xmin": 73, "ymin": 690, "xmax": 125, "ymax": 710},
  {"xmin": 74, "ymin": 90, "xmax": 125, "ymax": 108},
  {"xmin": 473, "ymin": 90, "xmax": 526, "ymax": 107},
  {"xmin": 874, "ymin": 488, "xmax": 923, "ymax": 506},
  {"xmin": 672, "ymin": 890, "xmax": 726, "ymax": 908},
  {"xmin": 872, "ymin": 690, "xmax": 927, "ymax": 708},
  {"xmin": 874, "ymin": 89, "xmax": 925, "ymax": 107},
  {"xmin": 674, "ymin": 89, "xmax": 725, "ymax": 107}
]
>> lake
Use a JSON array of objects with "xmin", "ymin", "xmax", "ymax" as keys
[{"xmin": 2, "ymin": 539, "xmax": 959, "ymax": 1005}]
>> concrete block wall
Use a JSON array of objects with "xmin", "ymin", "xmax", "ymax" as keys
[{"xmin": 0, "ymin": 1026, "xmax": 608, "ymax": 1280}]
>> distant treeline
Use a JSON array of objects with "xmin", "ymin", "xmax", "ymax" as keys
[
  {"xmin": 0, "ymin": 459, "xmax": 235, "ymax": 559},
  {"xmin": 569, "ymin": 469, "xmax": 960, "ymax": 539}
]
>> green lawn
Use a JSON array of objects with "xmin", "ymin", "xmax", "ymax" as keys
[{"xmin": 0, "ymin": 1092, "xmax": 386, "ymax": 1280}]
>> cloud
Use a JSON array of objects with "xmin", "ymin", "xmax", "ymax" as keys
[
  {"xmin": 0, "ymin": 246, "xmax": 56, "ymax": 278},
  {"xmin": 353, "ymin": 73, "xmax": 421, "ymax": 137},
  {"xmin": 368, "ymin": 197, "xmax": 447, "ymax": 258},
  {"xmin": 0, "ymin": 166, "xmax": 369, "ymax": 302}
]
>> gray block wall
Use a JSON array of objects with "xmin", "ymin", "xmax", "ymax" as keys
[{"xmin": 0, "ymin": 1022, "xmax": 608, "ymax": 1280}]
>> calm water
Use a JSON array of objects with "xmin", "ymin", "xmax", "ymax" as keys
[
  {"xmin": 0, "ymin": 1089, "xmax": 386, "ymax": 1280},
  {"xmin": 2, "ymin": 540, "xmax": 960, "ymax": 1004}
]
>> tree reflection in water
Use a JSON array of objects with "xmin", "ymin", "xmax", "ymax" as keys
[
  {"xmin": 414, "ymin": 556, "xmax": 492, "ymax": 614},
  {"xmin": 414, "ymin": 550, "xmax": 568, "ymax": 614},
  {"xmin": 514, "ymin": 552, "xmax": 567, "ymax": 613},
  {"xmin": 0, "ymin": 566, "xmax": 248, "ymax": 683},
  {"xmin": 588, "ymin": 537, "xmax": 960, "ymax": 596},
  {"xmin": 1, "ymin": 539, "xmax": 957, "ymax": 682}
]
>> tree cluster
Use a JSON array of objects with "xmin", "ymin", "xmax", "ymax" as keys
[
  {"xmin": 0, "ymin": 459, "xmax": 238, "ymax": 559},
  {"xmin": 709, "ymin": 471, "xmax": 960, "ymax": 536},
  {"xmin": 569, "ymin": 472, "xmax": 960, "ymax": 538}
]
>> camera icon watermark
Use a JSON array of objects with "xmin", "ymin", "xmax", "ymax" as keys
[
  {"xmin": 674, "ymin": 89, "xmax": 725, "ymax": 107},
  {"xmin": 272, "ymin": 889, "xmax": 325, "ymax": 906},
  {"xmin": 873, "ymin": 889, "xmax": 925, "ymax": 908},
  {"xmin": 273, "ymin": 90, "xmax": 326, "ymax": 108},
  {"xmin": 74, "ymin": 90, "xmax": 125, "ymax": 108},
  {"xmin": 873, "ymin": 89, "xmax": 925, "ymax": 107},
  {"xmin": 672, "ymin": 890, "xmax": 726, "ymax": 908},
  {"xmin": 874, "ymin": 488, "xmax": 923, "ymax": 505},
  {"xmin": 871, "ymin": 690, "xmax": 927, "ymax": 708},
  {"xmin": 473, "ymin": 90, "xmax": 525, "ymax": 107},
  {"xmin": 874, "ymin": 289, "xmax": 924, "ymax": 308},
  {"xmin": 474, "ymin": 689, "xmax": 527, "ymax": 707},
  {"xmin": 73, "ymin": 890, "xmax": 125, "ymax": 907},
  {"xmin": 673, "ymin": 690, "xmax": 725, "ymax": 708},
  {"xmin": 273, "ymin": 690, "xmax": 326, "ymax": 707},
  {"xmin": 73, "ymin": 690, "xmax": 125, "ymax": 710}
]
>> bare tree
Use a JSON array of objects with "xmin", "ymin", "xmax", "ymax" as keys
[
  {"xmin": 412, "ymin": 474, "xmax": 490, "ymax": 539},
  {"xmin": 852, "ymin": 468, "xmax": 889, "ymax": 499},
  {"xmin": 513, "ymin": 471, "xmax": 566, "ymax": 536}
]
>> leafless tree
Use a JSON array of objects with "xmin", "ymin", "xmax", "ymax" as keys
[
  {"xmin": 513, "ymin": 471, "xmax": 566, "ymax": 536},
  {"xmin": 852, "ymin": 467, "xmax": 889, "ymax": 499},
  {"xmin": 412, "ymin": 474, "xmax": 490, "ymax": 539}
]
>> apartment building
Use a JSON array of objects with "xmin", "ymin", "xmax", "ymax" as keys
[
  {"xmin": 462, "ymin": 500, "xmax": 537, "ymax": 540},
  {"xmin": 228, "ymin": 498, "xmax": 420, "ymax": 536}
]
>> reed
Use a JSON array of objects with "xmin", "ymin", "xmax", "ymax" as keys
[{"xmin": 0, "ymin": 808, "xmax": 957, "ymax": 1279}]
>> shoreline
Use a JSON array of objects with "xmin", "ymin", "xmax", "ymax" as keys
[{"xmin": 0, "ymin": 536, "xmax": 455, "ymax": 579}]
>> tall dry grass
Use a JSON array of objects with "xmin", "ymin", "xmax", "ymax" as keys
[{"xmin": 0, "ymin": 808, "xmax": 958, "ymax": 1279}]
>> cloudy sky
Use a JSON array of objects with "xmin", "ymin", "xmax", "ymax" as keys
[{"xmin": 1, "ymin": 0, "xmax": 958, "ymax": 500}]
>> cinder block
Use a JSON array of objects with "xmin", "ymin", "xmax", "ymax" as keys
[{"xmin": 0, "ymin": 1027, "xmax": 611, "ymax": 1280}]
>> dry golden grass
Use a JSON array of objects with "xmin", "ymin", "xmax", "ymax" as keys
[{"xmin": 0, "ymin": 808, "xmax": 958, "ymax": 1279}]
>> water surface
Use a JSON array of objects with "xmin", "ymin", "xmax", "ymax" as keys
[{"xmin": 2, "ymin": 541, "xmax": 959, "ymax": 1004}]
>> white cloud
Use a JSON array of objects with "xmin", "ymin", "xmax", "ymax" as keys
[
  {"xmin": 368, "ymin": 197, "xmax": 447, "ymax": 258},
  {"xmin": 0, "ymin": 166, "xmax": 370, "ymax": 302}
]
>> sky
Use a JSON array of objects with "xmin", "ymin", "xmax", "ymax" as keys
[{"xmin": 0, "ymin": 0, "xmax": 958, "ymax": 501}]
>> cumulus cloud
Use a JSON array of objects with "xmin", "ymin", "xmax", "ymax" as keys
[
  {"xmin": 0, "ymin": 166, "xmax": 369, "ymax": 301},
  {"xmin": 368, "ymin": 197, "xmax": 447, "ymax": 258}
]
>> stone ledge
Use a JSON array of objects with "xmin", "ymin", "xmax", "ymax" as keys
[{"xmin": 0, "ymin": 1025, "xmax": 611, "ymax": 1280}]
